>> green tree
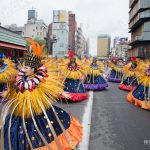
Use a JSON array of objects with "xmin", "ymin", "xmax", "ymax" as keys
[{"xmin": 34, "ymin": 36, "xmax": 46, "ymax": 45}]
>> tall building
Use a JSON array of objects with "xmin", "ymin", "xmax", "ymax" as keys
[
  {"xmin": 22, "ymin": 9, "xmax": 47, "ymax": 39},
  {"xmin": 52, "ymin": 23, "xmax": 69, "ymax": 57},
  {"xmin": 75, "ymin": 26, "xmax": 86, "ymax": 57},
  {"xmin": 28, "ymin": 9, "xmax": 37, "ymax": 21},
  {"xmin": 52, "ymin": 10, "xmax": 69, "ymax": 57},
  {"xmin": 68, "ymin": 12, "xmax": 77, "ymax": 51},
  {"xmin": 85, "ymin": 39, "xmax": 90, "ymax": 55},
  {"xmin": 128, "ymin": 0, "xmax": 150, "ymax": 59},
  {"xmin": 113, "ymin": 37, "xmax": 128, "ymax": 48},
  {"xmin": 47, "ymin": 23, "xmax": 53, "ymax": 55},
  {"xmin": 53, "ymin": 10, "xmax": 68, "ymax": 23},
  {"xmin": 111, "ymin": 37, "xmax": 130, "ymax": 60},
  {"xmin": 97, "ymin": 35, "xmax": 111, "ymax": 57}
]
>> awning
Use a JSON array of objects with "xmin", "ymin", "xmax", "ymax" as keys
[{"xmin": 0, "ymin": 42, "xmax": 26, "ymax": 50}]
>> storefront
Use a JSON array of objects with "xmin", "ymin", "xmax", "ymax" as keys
[{"xmin": 0, "ymin": 26, "xmax": 26, "ymax": 59}]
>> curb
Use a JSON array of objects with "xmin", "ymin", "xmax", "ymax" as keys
[{"xmin": 78, "ymin": 91, "xmax": 94, "ymax": 150}]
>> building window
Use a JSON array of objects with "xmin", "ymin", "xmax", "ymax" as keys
[
  {"xmin": 36, "ymin": 26, "xmax": 38, "ymax": 30},
  {"xmin": 33, "ymin": 29, "xmax": 35, "ymax": 31},
  {"xmin": 37, "ymin": 32, "xmax": 39, "ymax": 35}
]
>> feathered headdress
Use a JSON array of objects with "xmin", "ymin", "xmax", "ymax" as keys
[
  {"xmin": 25, "ymin": 38, "xmax": 45, "ymax": 68},
  {"xmin": 131, "ymin": 57, "xmax": 137, "ymax": 61},
  {"xmin": 68, "ymin": 50, "xmax": 76, "ymax": 63},
  {"xmin": 93, "ymin": 57, "xmax": 98, "ymax": 63},
  {"xmin": 112, "ymin": 57, "xmax": 117, "ymax": 61},
  {"xmin": 68, "ymin": 50, "xmax": 75, "ymax": 58}
]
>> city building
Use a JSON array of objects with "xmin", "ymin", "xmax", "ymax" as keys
[
  {"xmin": 53, "ymin": 10, "xmax": 68, "ymax": 23},
  {"xmin": 82, "ymin": 36, "xmax": 87, "ymax": 55},
  {"xmin": 52, "ymin": 10, "xmax": 69, "ymax": 57},
  {"xmin": 113, "ymin": 37, "xmax": 128, "ymax": 48},
  {"xmin": 47, "ymin": 23, "xmax": 53, "ymax": 55},
  {"xmin": 111, "ymin": 37, "xmax": 130, "ymax": 60},
  {"xmin": 23, "ymin": 19, "xmax": 47, "ymax": 39},
  {"xmin": 85, "ymin": 38, "xmax": 90, "ymax": 55},
  {"xmin": 75, "ymin": 26, "xmax": 86, "ymax": 57},
  {"xmin": 28, "ymin": 9, "xmax": 37, "ymax": 21},
  {"xmin": 47, "ymin": 10, "xmax": 86, "ymax": 57},
  {"xmin": 5, "ymin": 24, "xmax": 24, "ymax": 35},
  {"xmin": 97, "ymin": 35, "xmax": 111, "ymax": 58},
  {"xmin": 111, "ymin": 47, "xmax": 116, "ymax": 57},
  {"xmin": 22, "ymin": 9, "xmax": 47, "ymax": 39},
  {"xmin": 128, "ymin": 0, "xmax": 150, "ymax": 59},
  {"xmin": 68, "ymin": 12, "xmax": 77, "ymax": 51},
  {"xmin": 0, "ymin": 26, "xmax": 26, "ymax": 58}
]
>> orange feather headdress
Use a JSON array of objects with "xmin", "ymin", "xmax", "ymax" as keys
[{"xmin": 25, "ymin": 38, "xmax": 45, "ymax": 68}]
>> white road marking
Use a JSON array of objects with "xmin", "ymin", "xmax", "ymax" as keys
[{"xmin": 78, "ymin": 91, "xmax": 94, "ymax": 150}]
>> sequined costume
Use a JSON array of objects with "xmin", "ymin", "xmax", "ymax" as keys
[
  {"xmin": 118, "ymin": 59, "xmax": 138, "ymax": 91},
  {"xmin": 60, "ymin": 51, "xmax": 88, "ymax": 102},
  {"xmin": 127, "ymin": 60, "xmax": 150, "ymax": 110},
  {"xmin": 0, "ymin": 39, "xmax": 83, "ymax": 150},
  {"xmin": 84, "ymin": 58, "xmax": 108, "ymax": 90},
  {"xmin": 107, "ymin": 61, "xmax": 123, "ymax": 83}
]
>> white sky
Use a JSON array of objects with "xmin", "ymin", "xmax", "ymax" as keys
[{"xmin": 0, "ymin": 0, "xmax": 130, "ymax": 55}]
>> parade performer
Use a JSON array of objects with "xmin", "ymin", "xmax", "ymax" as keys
[
  {"xmin": 0, "ymin": 39, "xmax": 83, "ymax": 150},
  {"xmin": 127, "ymin": 60, "xmax": 150, "ymax": 110},
  {"xmin": 84, "ymin": 57, "xmax": 108, "ymax": 91},
  {"xmin": 118, "ymin": 57, "xmax": 138, "ymax": 91},
  {"xmin": 0, "ymin": 54, "xmax": 17, "ymax": 103},
  {"xmin": 60, "ymin": 51, "xmax": 88, "ymax": 102},
  {"xmin": 107, "ymin": 58, "xmax": 123, "ymax": 83}
]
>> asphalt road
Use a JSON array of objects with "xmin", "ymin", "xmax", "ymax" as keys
[{"xmin": 89, "ymin": 83, "xmax": 150, "ymax": 150}]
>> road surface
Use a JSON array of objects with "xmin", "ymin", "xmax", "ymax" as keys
[{"xmin": 89, "ymin": 83, "xmax": 150, "ymax": 150}]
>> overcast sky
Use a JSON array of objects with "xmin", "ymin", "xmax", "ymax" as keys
[{"xmin": 0, "ymin": 0, "xmax": 129, "ymax": 55}]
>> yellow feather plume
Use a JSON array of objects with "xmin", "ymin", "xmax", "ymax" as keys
[
  {"xmin": 59, "ymin": 59, "xmax": 87, "ymax": 80},
  {"xmin": 123, "ymin": 63, "xmax": 136, "ymax": 77},
  {"xmin": 0, "ymin": 59, "xmax": 17, "ymax": 83},
  {"xmin": 6, "ymin": 58, "xmax": 64, "ymax": 118},
  {"xmin": 109, "ymin": 62, "xmax": 123, "ymax": 73},
  {"xmin": 85, "ymin": 59, "xmax": 104, "ymax": 76},
  {"xmin": 136, "ymin": 60, "xmax": 150, "ymax": 87}
]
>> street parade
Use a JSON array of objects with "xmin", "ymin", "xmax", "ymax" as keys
[
  {"xmin": 0, "ymin": 0, "xmax": 150, "ymax": 150},
  {"xmin": 0, "ymin": 40, "xmax": 150, "ymax": 149}
]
